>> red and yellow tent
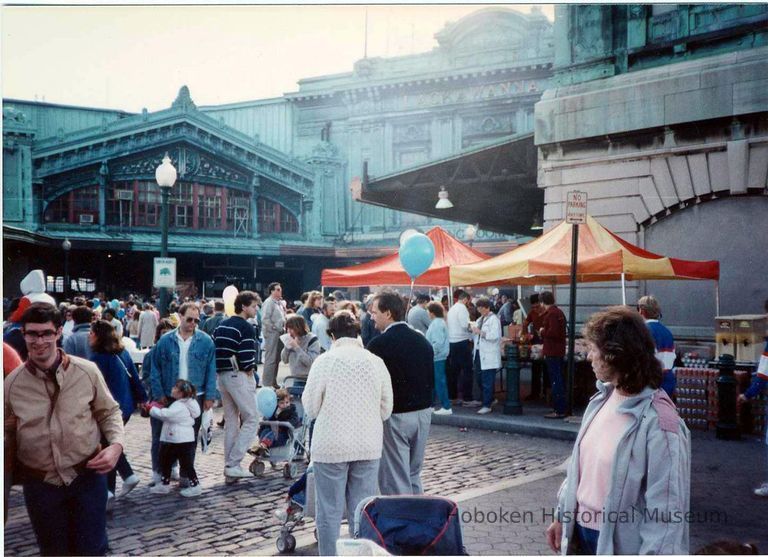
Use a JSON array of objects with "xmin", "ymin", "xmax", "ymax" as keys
[
  {"xmin": 450, "ymin": 215, "xmax": 719, "ymax": 288},
  {"xmin": 322, "ymin": 226, "xmax": 490, "ymax": 288}
]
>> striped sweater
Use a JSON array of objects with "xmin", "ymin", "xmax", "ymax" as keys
[{"xmin": 213, "ymin": 315, "xmax": 257, "ymax": 373}]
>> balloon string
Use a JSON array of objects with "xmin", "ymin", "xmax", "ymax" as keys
[{"xmin": 409, "ymin": 280, "xmax": 415, "ymax": 309}]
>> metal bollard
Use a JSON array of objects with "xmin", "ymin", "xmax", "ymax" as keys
[
  {"xmin": 716, "ymin": 354, "xmax": 740, "ymax": 440},
  {"xmin": 504, "ymin": 343, "xmax": 523, "ymax": 415}
]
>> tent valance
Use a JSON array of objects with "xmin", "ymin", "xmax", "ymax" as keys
[
  {"xmin": 322, "ymin": 226, "xmax": 490, "ymax": 288},
  {"xmin": 450, "ymin": 215, "xmax": 720, "ymax": 287}
]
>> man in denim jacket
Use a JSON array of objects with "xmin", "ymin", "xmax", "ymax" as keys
[{"xmin": 149, "ymin": 302, "xmax": 218, "ymax": 484}]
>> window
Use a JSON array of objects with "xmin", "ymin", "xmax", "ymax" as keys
[
  {"xmin": 43, "ymin": 185, "xmax": 99, "ymax": 224},
  {"xmin": 257, "ymin": 197, "xmax": 298, "ymax": 234},
  {"xmin": 170, "ymin": 183, "xmax": 193, "ymax": 228},
  {"xmin": 198, "ymin": 185, "xmax": 223, "ymax": 229},
  {"xmin": 227, "ymin": 190, "xmax": 250, "ymax": 233},
  {"xmin": 136, "ymin": 181, "xmax": 161, "ymax": 226}
]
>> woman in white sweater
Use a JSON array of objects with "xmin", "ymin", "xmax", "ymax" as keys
[{"xmin": 302, "ymin": 310, "xmax": 393, "ymax": 556}]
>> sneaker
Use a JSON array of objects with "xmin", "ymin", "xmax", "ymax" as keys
[
  {"xmin": 224, "ymin": 465, "xmax": 251, "ymax": 479},
  {"xmin": 463, "ymin": 400, "xmax": 482, "ymax": 408},
  {"xmin": 273, "ymin": 509, "xmax": 288, "ymax": 522},
  {"xmin": 754, "ymin": 483, "xmax": 768, "ymax": 497},
  {"xmin": 117, "ymin": 474, "xmax": 140, "ymax": 498},
  {"xmin": 149, "ymin": 483, "xmax": 172, "ymax": 495},
  {"xmin": 170, "ymin": 466, "xmax": 180, "ymax": 481},
  {"xmin": 433, "ymin": 408, "xmax": 453, "ymax": 416},
  {"xmin": 106, "ymin": 491, "xmax": 115, "ymax": 512},
  {"xmin": 180, "ymin": 484, "xmax": 202, "ymax": 498},
  {"xmin": 148, "ymin": 472, "xmax": 162, "ymax": 487},
  {"xmin": 477, "ymin": 407, "xmax": 492, "ymax": 415}
]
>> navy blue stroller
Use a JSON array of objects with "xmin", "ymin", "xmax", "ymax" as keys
[{"xmin": 353, "ymin": 496, "xmax": 467, "ymax": 556}]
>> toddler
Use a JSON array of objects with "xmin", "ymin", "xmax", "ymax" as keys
[
  {"xmin": 148, "ymin": 379, "xmax": 202, "ymax": 497},
  {"xmin": 251, "ymin": 388, "xmax": 301, "ymax": 456}
]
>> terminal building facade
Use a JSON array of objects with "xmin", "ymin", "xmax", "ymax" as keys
[{"xmin": 3, "ymin": 7, "xmax": 553, "ymax": 301}]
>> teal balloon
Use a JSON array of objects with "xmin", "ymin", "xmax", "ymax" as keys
[
  {"xmin": 117, "ymin": 309, "xmax": 126, "ymax": 319},
  {"xmin": 256, "ymin": 387, "xmax": 277, "ymax": 418},
  {"xmin": 92, "ymin": 298, "xmax": 100, "ymax": 308},
  {"xmin": 110, "ymin": 299, "xmax": 119, "ymax": 310},
  {"xmin": 399, "ymin": 233, "xmax": 435, "ymax": 280}
]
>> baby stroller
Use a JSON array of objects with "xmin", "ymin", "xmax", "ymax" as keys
[
  {"xmin": 275, "ymin": 466, "xmax": 316, "ymax": 554},
  {"xmin": 352, "ymin": 495, "xmax": 467, "ymax": 556},
  {"xmin": 249, "ymin": 378, "xmax": 309, "ymax": 479}
]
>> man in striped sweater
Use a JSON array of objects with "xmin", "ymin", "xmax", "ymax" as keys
[
  {"xmin": 637, "ymin": 295, "xmax": 676, "ymax": 398},
  {"xmin": 213, "ymin": 291, "xmax": 259, "ymax": 481}
]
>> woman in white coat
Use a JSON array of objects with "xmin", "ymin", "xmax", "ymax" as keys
[{"xmin": 470, "ymin": 297, "xmax": 502, "ymax": 415}]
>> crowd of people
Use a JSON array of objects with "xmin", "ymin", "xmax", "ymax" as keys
[{"xmin": 4, "ymin": 267, "xmax": 765, "ymax": 556}]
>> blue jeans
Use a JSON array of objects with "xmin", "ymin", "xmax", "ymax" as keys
[
  {"xmin": 546, "ymin": 356, "xmax": 567, "ymax": 415},
  {"xmin": 449, "ymin": 340, "xmax": 473, "ymax": 401},
  {"xmin": 474, "ymin": 353, "xmax": 498, "ymax": 408},
  {"xmin": 574, "ymin": 523, "xmax": 600, "ymax": 555},
  {"xmin": 433, "ymin": 360, "xmax": 451, "ymax": 410},
  {"xmin": 23, "ymin": 471, "xmax": 108, "ymax": 556}
]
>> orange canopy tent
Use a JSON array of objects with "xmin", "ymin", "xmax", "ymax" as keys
[
  {"xmin": 450, "ymin": 215, "xmax": 720, "ymax": 307},
  {"xmin": 322, "ymin": 226, "xmax": 491, "ymax": 288}
]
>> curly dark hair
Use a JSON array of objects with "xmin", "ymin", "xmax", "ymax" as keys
[
  {"xmin": 327, "ymin": 310, "xmax": 361, "ymax": 340},
  {"xmin": 90, "ymin": 319, "xmax": 124, "ymax": 355},
  {"xmin": 582, "ymin": 306, "xmax": 661, "ymax": 394}
]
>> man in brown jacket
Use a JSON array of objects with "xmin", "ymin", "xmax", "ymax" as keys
[
  {"xmin": 4, "ymin": 302, "xmax": 124, "ymax": 556},
  {"xmin": 539, "ymin": 291, "xmax": 567, "ymax": 418}
]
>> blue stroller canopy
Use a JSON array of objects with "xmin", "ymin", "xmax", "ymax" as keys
[{"xmin": 355, "ymin": 496, "xmax": 467, "ymax": 556}]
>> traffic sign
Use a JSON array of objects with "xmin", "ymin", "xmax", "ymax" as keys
[
  {"xmin": 153, "ymin": 257, "xmax": 176, "ymax": 288},
  {"xmin": 566, "ymin": 191, "xmax": 588, "ymax": 224}
]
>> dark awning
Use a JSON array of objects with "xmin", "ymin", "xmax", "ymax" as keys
[{"xmin": 354, "ymin": 132, "xmax": 542, "ymax": 236}]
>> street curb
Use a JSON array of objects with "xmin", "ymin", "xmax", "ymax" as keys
[{"xmin": 430, "ymin": 412, "xmax": 579, "ymax": 441}]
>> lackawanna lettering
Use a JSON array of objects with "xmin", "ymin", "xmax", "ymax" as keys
[{"xmin": 551, "ymin": 507, "xmax": 727, "ymax": 525}]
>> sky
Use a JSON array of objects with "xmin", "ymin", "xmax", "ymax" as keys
[{"xmin": 1, "ymin": 3, "xmax": 554, "ymax": 113}]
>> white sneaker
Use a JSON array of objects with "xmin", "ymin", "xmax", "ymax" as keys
[
  {"xmin": 149, "ymin": 483, "xmax": 172, "ymax": 495},
  {"xmin": 148, "ymin": 472, "xmax": 162, "ymax": 487},
  {"xmin": 117, "ymin": 474, "xmax": 140, "ymax": 498},
  {"xmin": 224, "ymin": 466, "xmax": 251, "ymax": 479},
  {"xmin": 273, "ymin": 509, "xmax": 288, "ymax": 522},
  {"xmin": 433, "ymin": 408, "xmax": 453, "ymax": 416},
  {"xmin": 477, "ymin": 407, "xmax": 492, "ymax": 415},
  {"xmin": 170, "ymin": 466, "xmax": 180, "ymax": 481},
  {"xmin": 106, "ymin": 491, "xmax": 115, "ymax": 512},
  {"xmin": 180, "ymin": 484, "xmax": 202, "ymax": 498},
  {"xmin": 754, "ymin": 483, "xmax": 768, "ymax": 497}
]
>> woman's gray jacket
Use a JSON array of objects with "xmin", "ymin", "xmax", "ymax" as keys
[{"xmin": 556, "ymin": 381, "xmax": 690, "ymax": 555}]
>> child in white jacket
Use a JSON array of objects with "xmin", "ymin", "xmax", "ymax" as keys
[{"xmin": 148, "ymin": 380, "xmax": 202, "ymax": 497}]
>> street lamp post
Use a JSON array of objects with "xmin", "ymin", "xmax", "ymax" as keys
[
  {"xmin": 62, "ymin": 238, "xmax": 72, "ymax": 300},
  {"xmin": 155, "ymin": 153, "xmax": 177, "ymax": 318}
]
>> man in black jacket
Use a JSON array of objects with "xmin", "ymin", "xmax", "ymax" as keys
[{"xmin": 367, "ymin": 290, "xmax": 434, "ymax": 495}]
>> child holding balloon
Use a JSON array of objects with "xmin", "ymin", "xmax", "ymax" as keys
[{"xmin": 251, "ymin": 388, "xmax": 301, "ymax": 456}]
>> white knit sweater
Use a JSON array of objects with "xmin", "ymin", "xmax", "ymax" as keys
[{"xmin": 302, "ymin": 337, "xmax": 393, "ymax": 464}]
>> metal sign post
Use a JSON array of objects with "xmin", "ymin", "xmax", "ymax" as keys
[{"xmin": 565, "ymin": 191, "xmax": 587, "ymax": 415}]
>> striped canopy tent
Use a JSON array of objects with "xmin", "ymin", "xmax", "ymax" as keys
[
  {"xmin": 322, "ymin": 226, "xmax": 490, "ymax": 288},
  {"xmin": 450, "ymin": 215, "xmax": 720, "ymax": 307}
]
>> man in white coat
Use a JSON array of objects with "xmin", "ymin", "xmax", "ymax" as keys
[{"xmin": 470, "ymin": 297, "xmax": 502, "ymax": 415}]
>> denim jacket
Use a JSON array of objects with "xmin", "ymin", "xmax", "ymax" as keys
[{"xmin": 149, "ymin": 329, "xmax": 219, "ymax": 401}]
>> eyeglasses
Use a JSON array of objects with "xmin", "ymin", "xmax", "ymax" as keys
[
  {"xmin": 23, "ymin": 330, "xmax": 58, "ymax": 341},
  {"xmin": 185, "ymin": 317, "xmax": 200, "ymax": 324}
]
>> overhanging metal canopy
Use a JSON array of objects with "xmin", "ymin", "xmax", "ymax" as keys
[{"xmin": 354, "ymin": 132, "xmax": 542, "ymax": 236}]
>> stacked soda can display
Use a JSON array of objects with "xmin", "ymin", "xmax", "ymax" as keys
[{"xmin": 676, "ymin": 367, "xmax": 716, "ymax": 431}]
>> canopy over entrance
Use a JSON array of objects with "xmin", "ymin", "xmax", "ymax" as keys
[
  {"xmin": 354, "ymin": 133, "xmax": 542, "ymax": 236},
  {"xmin": 450, "ymin": 215, "xmax": 720, "ymax": 287},
  {"xmin": 322, "ymin": 226, "xmax": 490, "ymax": 288}
]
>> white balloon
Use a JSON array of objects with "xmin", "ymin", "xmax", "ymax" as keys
[
  {"xmin": 491, "ymin": 288, "xmax": 500, "ymax": 296},
  {"xmin": 222, "ymin": 285, "xmax": 239, "ymax": 303}
]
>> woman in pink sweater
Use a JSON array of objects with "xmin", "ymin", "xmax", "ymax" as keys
[{"xmin": 546, "ymin": 306, "xmax": 690, "ymax": 555}]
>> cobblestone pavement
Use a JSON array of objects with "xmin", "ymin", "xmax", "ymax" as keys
[{"xmin": 4, "ymin": 413, "xmax": 572, "ymax": 556}]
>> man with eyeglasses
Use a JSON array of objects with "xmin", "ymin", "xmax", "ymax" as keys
[
  {"xmin": 148, "ymin": 302, "xmax": 218, "ymax": 486},
  {"xmin": 5, "ymin": 302, "xmax": 124, "ymax": 555},
  {"xmin": 213, "ymin": 291, "xmax": 260, "ymax": 481}
]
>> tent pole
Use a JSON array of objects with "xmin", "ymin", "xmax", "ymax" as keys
[
  {"xmin": 621, "ymin": 273, "xmax": 627, "ymax": 306},
  {"xmin": 715, "ymin": 281, "xmax": 720, "ymax": 316},
  {"xmin": 321, "ymin": 286, "xmax": 325, "ymax": 297}
]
